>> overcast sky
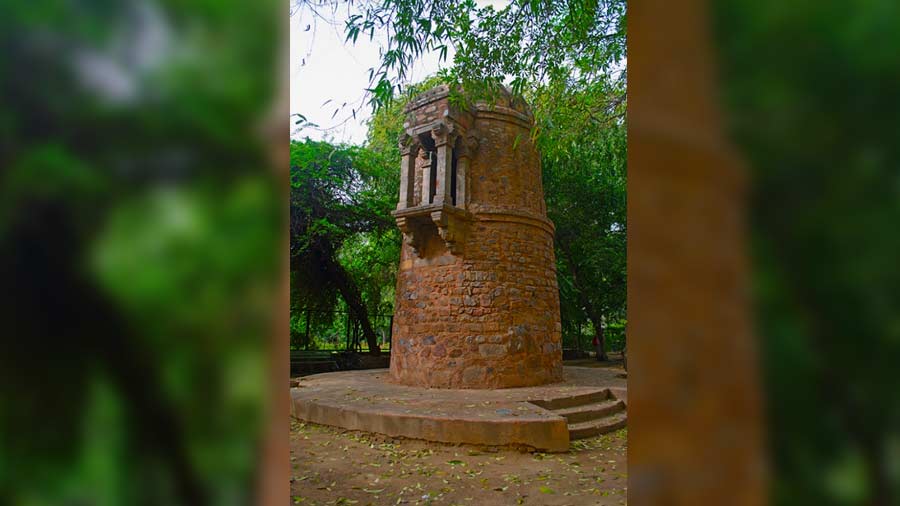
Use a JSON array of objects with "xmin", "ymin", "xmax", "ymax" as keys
[{"xmin": 290, "ymin": 1, "xmax": 508, "ymax": 145}]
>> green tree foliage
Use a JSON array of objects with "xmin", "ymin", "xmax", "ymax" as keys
[
  {"xmin": 714, "ymin": 1, "xmax": 900, "ymax": 504},
  {"xmin": 297, "ymin": 0, "xmax": 625, "ymax": 122},
  {"xmin": 538, "ymin": 79, "xmax": 627, "ymax": 359},
  {"xmin": 290, "ymin": 77, "xmax": 449, "ymax": 352},
  {"xmin": 0, "ymin": 2, "xmax": 280, "ymax": 505},
  {"xmin": 290, "ymin": 139, "xmax": 398, "ymax": 353}
]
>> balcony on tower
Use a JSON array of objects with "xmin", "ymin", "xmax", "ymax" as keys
[{"xmin": 392, "ymin": 85, "xmax": 477, "ymax": 257}]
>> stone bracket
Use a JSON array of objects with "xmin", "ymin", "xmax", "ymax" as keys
[{"xmin": 393, "ymin": 204, "xmax": 471, "ymax": 256}]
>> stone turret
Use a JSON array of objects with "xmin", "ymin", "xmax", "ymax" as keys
[{"xmin": 390, "ymin": 85, "xmax": 563, "ymax": 389}]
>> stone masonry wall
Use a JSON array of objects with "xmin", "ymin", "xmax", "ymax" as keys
[
  {"xmin": 391, "ymin": 220, "xmax": 562, "ymax": 388},
  {"xmin": 467, "ymin": 114, "xmax": 546, "ymax": 218}
]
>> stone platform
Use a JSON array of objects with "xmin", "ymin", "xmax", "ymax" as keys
[{"xmin": 290, "ymin": 366, "xmax": 627, "ymax": 452}]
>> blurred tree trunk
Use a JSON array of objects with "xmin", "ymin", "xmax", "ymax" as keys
[{"xmin": 629, "ymin": 1, "xmax": 766, "ymax": 504}]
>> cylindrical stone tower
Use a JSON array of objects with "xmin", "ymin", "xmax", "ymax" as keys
[{"xmin": 390, "ymin": 85, "xmax": 563, "ymax": 389}]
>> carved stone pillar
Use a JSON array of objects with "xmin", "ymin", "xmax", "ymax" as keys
[
  {"xmin": 456, "ymin": 134, "xmax": 479, "ymax": 209},
  {"xmin": 397, "ymin": 134, "xmax": 416, "ymax": 210},
  {"xmin": 420, "ymin": 144, "xmax": 433, "ymax": 206},
  {"xmin": 431, "ymin": 124, "xmax": 456, "ymax": 207}
]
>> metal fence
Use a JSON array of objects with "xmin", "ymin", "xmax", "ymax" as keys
[
  {"xmin": 292, "ymin": 309, "xmax": 623, "ymax": 356},
  {"xmin": 290, "ymin": 308, "xmax": 393, "ymax": 352},
  {"xmin": 560, "ymin": 320, "xmax": 626, "ymax": 357}
]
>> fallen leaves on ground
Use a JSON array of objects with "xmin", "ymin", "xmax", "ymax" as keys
[{"xmin": 290, "ymin": 419, "xmax": 627, "ymax": 505}]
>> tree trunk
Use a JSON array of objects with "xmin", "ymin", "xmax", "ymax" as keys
[
  {"xmin": 320, "ymin": 249, "xmax": 380, "ymax": 355},
  {"xmin": 574, "ymin": 322, "xmax": 583, "ymax": 358},
  {"xmin": 587, "ymin": 310, "xmax": 609, "ymax": 361},
  {"xmin": 304, "ymin": 308, "xmax": 311, "ymax": 350},
  {"xmin": 558, "ymin": 242, "xmax": 607, "ymax": 361}
]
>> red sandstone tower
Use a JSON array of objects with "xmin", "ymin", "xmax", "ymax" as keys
[{"xmin": 390, "ymin": 85, "xmax": 563, "ymax": 388}]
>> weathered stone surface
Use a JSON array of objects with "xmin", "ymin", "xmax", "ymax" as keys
[
  {"xmin": 389, "ymin": 85, "xmax": 563, "ymax": 389},
  {"xmin": 291, "ymin": 367, "xmax": 626, "ymax": 452},
  {"xmin": 478, "ymin": 343, "xmax": 507, "ymax": 357}
]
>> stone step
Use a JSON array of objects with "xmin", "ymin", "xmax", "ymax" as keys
[
  {"xmin": 529, "ymin": 389, "xmax": 610, "ymax": 411},
  {"xmin": 568, "ymin": 412, "xmax": 628, "ymax": 440},
  {"xmin": 553, "ymin": 399, "xmax": 625, "ymax": 424}
]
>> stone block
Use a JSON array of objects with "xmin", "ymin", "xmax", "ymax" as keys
[{"xmin": 479, "ymin": 343, "xmax": 507, "ymax": 357}]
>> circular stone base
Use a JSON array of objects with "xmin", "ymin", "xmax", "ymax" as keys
[{"xmin": 290, "ymin": 366, "xmax": 627, "ymax": 452}]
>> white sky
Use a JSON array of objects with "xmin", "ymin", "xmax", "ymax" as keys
[{"xmin": 290, "ymin": 0, "xmax": 508, "ymax": 145}]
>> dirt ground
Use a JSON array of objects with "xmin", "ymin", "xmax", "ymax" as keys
[{"xmin": 290, "ymin": 420, "xmax": 627, "ymax": 506}]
